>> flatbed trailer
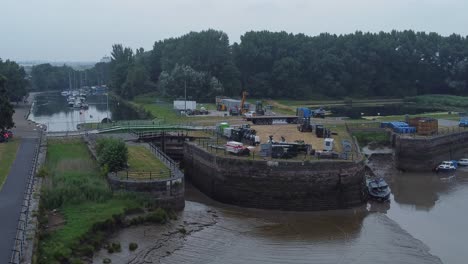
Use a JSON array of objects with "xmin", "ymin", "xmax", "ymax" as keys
[{"xmin": 246, "ymin": 115, "xmax": 298, "ymax": 125}]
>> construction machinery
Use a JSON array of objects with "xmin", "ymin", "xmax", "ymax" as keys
[
  {"xmin": 255, "ymin": 101, "xmax": 265, "ymax": 116},
  {"xmin": 239, "ymin": 90, "xmax": 249, "ymax": 115},
  {"xmin": 267, "ymin": 135, "xmax": 311, "ymax": 159},
  {"xmin": 296, "ymin": 107, "xmax": 313, "ymax": 132}
]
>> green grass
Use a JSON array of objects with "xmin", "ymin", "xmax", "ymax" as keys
[
  {"xmin": 406, "ymin": 94, "xmax": 468, "ymax": 111},
  {"xmin": 127, "ymin": 146, "xmax": 167, "ymax": 171},
  {"xmin": 0, "ymin": 138, "xmax": 21, "ymax": 190},
  {"xmin": 370, "ymin": 112, "xmax": 461, "ymax": 122},
  {"xmin": 38, "ymin": 139, "xmax": 141, "ymax": 263},
  {"xmin": 352, "ymin": 131, "xmax": 390, "ymax": 147},
  {"xmin": 39, "ymin": 199, "xmax": 138, "ymax": 263},
  {"xmin": 133, "ymin": 93, "xmax": 187, "ymax": 123},
  {"xmin": 117, "ymin": 145, "xmax": 170, "ymax": 179},
  {"xmin": 132, "ymin": 93, "xmax": 242, "ymax": 126}
]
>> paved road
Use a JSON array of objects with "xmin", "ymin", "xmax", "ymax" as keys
[
  {"xmin": 0, "ymin": 98, "xmax": 39, "ymax": 263},
  {"xmin": 0, "ymin": 138, "xmax": 38, "ymax": 263}
]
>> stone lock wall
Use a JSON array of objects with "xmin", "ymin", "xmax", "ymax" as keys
[
  {"xmin": 183, "ymin": 142, "xmax": 366, "ymax": 211},
  {"xmin": 395, "ymin": 131, "xmax": 468, "ymax": 171}
]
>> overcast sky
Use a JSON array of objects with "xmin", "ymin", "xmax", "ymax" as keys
[{"xmin": 1, "ymin": 0, "xmax": 467, "ymax": 62}]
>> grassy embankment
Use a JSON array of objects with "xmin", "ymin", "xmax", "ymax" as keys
[
  {"xmin": 132, "ymin": 93, "xmax": 239, "ymax": 125},
  {"xmin": 117, "ymin": 145, "xmax": 170, "ymax": 179},
  {"xmin": 38, "ymin": 139, "xmax": 142, "ymax": 264},
  {"xmin": 0, "ymin": 138, "xmax": 21, "ymax": 189},
  {"xmin": 406, "ymin": 94, "xmax": 468, "ymax": 111},
  {"xmin": 352, "ymin": 131, "xmax": 390, "ymax": 147}
]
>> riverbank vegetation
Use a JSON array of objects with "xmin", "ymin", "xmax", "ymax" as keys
[
  {"xmin": 117, "ymin": 145, "xmax": 170, "ymax": 179},
  {"xmin": 405, "ymin": 94, "xmax": 468, "ymax": 111},
  {"xmin": 37, "ymin": 139, "xmax": 142, "ymax": 263},
  {"xmin": 0, "ymin": 138, "xmax": 21, "ymax": 189},
  {"xmin": 353, "ymin": 131, "xmax": 390, "ymax": 147}
]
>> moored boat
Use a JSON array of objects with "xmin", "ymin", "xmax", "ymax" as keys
[
  {"xmin": 436, "ymin": 161, "xmax": 457, "ymax": 172},
  {"xmin": 366, "ymin": 178, "xmax": 391, "ymax": 201}
]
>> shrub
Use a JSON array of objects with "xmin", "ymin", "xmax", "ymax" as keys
[
  {"xmin": 36, "ymin": 166, "xmax": 49, "ymax": 178},
  {"xmin": 129, "ymin": 242, "xmax": 138, "ymax": 251},
  {"xmin": 107, "ymin": 242, "xmax": 121, "ymax": 254},
  {"xmin": 96, "ymin": 138, "xmax": 128, "ymax": 172},
  {"xmin": 146, "ymin": 208, "xmax": 168, "ymax": 224}
]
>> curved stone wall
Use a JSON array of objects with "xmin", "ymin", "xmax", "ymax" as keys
[
  {"xmin": 394, "ymin": 131, "xmax": 468, "ymax": 171},
  {"xmin": 183, "ymin": 142, "xmax": 366, "ymax": 211}
]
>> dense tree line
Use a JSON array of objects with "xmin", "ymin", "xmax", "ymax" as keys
[
  {"xmin": 0, "ymin": 59, "xmax": 28, "ymax": 103},
  {"xmin": 33, "ymin": 29, "xmax": 468, "ymax": 100},
  {"xmin": 0, "ymin": 76, "xmax": 15, "ymax": 130}
]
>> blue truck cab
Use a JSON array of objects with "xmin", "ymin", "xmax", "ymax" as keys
[{"xmin": 459, "ymin": 118, "xmax": 468, "ymax": 127}]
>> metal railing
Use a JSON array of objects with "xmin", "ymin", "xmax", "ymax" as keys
[
  {"xmin": 116, "ymin": 170, "xmax": 172, "ymax": 180},
  {"xmin": 193, "ymin": 136, "xmax": 362, "ymax": 162},
  {"xmin": 10, "ymin": 131, "xmax": 42, "ymax": 264},
  {"xmin": 148, "ymin": 143, "xmax": 184, "ymax": 179}
]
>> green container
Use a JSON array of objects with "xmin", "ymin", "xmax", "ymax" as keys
[{"xmin": 218, "ymin": 122, "xmax": 229, "ymax": 133}]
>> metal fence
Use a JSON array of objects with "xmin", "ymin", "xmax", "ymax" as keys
[
  {"xmin": 10, "ymin": 131, "xmax": 43, "ymax": 264},
  {"xmin": 148, "ymin": 143, "xmax": 184, "ymax": 179},
  {"xmin": 193, "ymin": 136, "xmax": 363, "ymax": 162},
  {"xmin": 116, "ymin": 170, "xmax": 172, "ymax": 180}
]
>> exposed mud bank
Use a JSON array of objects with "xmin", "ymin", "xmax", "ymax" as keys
[{"xmin": 93, "ymin": 184, "xmax": 441, "ymax": 264}]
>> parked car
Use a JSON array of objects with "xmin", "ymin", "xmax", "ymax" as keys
[
  {"xmin": 1, "ymin": 130, "xmax": 12, "ymax": 142},
  {"xmin": 244, "ymin": 111, "xmax": 256, "ymax": 118}
]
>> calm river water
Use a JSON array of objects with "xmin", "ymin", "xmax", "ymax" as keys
[
  {"xmin": 30, "ymin": 96, "xmax": 467, "ymax": 263},
  {"xmin": 28, "ymin": 92, "xmax": 141, "ymax": 132}
]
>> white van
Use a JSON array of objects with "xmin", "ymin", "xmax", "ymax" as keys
[{"xmin": 225, "ymin": 141, "xmax": 246, "ymax": 154}]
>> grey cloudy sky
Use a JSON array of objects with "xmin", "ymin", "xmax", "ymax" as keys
[{"xmin": 1, "ymin": 0, "xmax": 467, "ymax": 62}]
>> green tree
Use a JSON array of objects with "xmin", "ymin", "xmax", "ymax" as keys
[
  {"xmin": 96, "ymin": 138, "xmax": 128, "ymax": 172},
  {"xmin": 0, "ymin": 76, "xmax": 15, "ymax": 130},
  {"xmin": 0, "ymin": 59, "xmax": 28, "ymax": 103},
  {"xmin": 110, "ymin": 44, "xmax": 134, "ymax": 97},
  {"xmin": 158, "ymin": 64, "xmax": 222, "ymax": 100}
]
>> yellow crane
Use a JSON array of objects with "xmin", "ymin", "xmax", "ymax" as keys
[{"xmin": 240, "ymin": 90, "xmax": 248, "ymax": 114}]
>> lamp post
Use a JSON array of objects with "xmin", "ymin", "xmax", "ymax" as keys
[
  {"xmin": 184, "ymin": 79, "xmax": 187, "ymax": 114},
  {"xmin": 106, "ymin": 91, "xmax": 109, "ymax": 121}
]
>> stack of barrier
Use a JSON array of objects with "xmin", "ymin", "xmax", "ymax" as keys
[{"xmin": 381, "ymin": 121, "xmax": 416, "ymax": 134}]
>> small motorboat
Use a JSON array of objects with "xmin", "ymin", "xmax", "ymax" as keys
[
  {"xmin": 436, "ymin": 161, "xmax": 457, "ymax": 172},
  {"xmin": 458, "ymin": 158, "xmax": 468, "ymax": 166},
  {"xmin": 366, "ymin": 178, "xmax": 391, "ymax": 201}
]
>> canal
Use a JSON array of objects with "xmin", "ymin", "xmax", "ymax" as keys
[
  {"xmin": 28, "ymin": 91, "xmax": 142, "ymax": 132},
  {"xmin": 30, "ymin": 95, "xmax": 466, "ymax": 263}
]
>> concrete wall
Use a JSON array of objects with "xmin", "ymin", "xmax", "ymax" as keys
[
  {"xmin": 108, "ymin": 173, "xmax": 185, "ymax": 210},
  {"xmin": 183, "ymin": 142, "xmax": 366, "ymax": 211},
  {"xmin": 395, "ymin": 131, "xmax": 468, "ymax": 171}
]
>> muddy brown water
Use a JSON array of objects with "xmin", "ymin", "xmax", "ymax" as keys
[
  {"xmin": 31, "ymin": 92, "xmax": 465, "ymax": 263},
  {"xmin": 92, "ymin": 154, "xmax": 468, "ymax": 264}
]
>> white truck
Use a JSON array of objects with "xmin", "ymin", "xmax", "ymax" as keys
[{"xmin": 173, "ymin": 100, "xmax": 197, "ymax": 110}]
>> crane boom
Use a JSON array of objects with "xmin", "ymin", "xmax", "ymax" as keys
[{"xmin": 240, "ymin": 90, "xmax": 248, "ymax": 114}]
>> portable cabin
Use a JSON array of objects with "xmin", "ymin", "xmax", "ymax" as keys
[{"xmin": 324, "ymin": 138, "xmax": 334, "ymax": 151}]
